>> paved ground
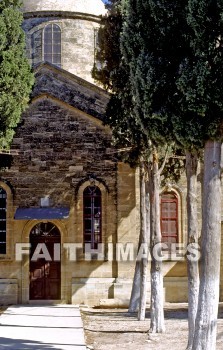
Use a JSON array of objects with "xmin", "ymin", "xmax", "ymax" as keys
[{"xmin": 0, "ymin": 305, "xmax": 86, "ymax": 350}]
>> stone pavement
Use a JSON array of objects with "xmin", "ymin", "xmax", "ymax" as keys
[{"xmin": 0, "ymin": 305, "xmax": 87, "ymax": 349}]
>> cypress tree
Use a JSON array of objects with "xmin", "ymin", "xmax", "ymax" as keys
[
  {"xmin": 120, "ymin": 0, "xmax": 223, "ymax": 347},
  {"xmin": 96, "ymin": 0, "xmax": 223, "ymax": 345},
  {"xmin": 175, "ymin": 1, "xmax": 223, "ymax": 348},
  {"xmin": 0, "ymin": 0, "xmax": 34, "ymax": 150},
  {"xmin": 93, "ymin": 0, "xmax": 185, "ymax": 329}
]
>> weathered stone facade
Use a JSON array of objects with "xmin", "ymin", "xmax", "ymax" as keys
[
  {"xmin": 0, "ymin": 0, "xmax": 222, "ymax": 306},
  {"xmin": 23, "ymin": 9, "xmax": 102, "ymax": 84},
  {"xmin": 0, "ymin": 0, "xmax": 139, "ymax": 305}
]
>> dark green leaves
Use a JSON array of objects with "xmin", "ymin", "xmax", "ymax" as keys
[
  {"xmin": 94, "ymin": 0, "xmax": 223, "ymax": 164},
  {"xmin": 0, "ymin": 0, "xmax": 34, "ymax": 149}
]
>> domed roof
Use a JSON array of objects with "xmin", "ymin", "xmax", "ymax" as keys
[{"xmin": 22, "ymin": 0, "xmax": 106, "ymax": 16}]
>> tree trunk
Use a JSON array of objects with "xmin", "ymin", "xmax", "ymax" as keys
[
  {"xmin": 138, "ymin": 164, "xmax": 149, "ymax": 321},
  {"xmin": 186, "ymin": 151, "xmax": 200, "ymax": 350},
  {"xmin": 128, "ymin": 259, "xmax": 141, "ymax": 313},
  {"xmin": 128, "ymin": 168, "xmax": 150, "ymax": 315},
  {"xmin": 149, "ymin": 151, "xmax": 165, "ymax": 333},
  {"xmin": 128, "ymin": 167, "xmax": 143, "ymax": 314},
  {"xmin": 192, "ymin": 140, "xmax": 222, "ymax": 350}
]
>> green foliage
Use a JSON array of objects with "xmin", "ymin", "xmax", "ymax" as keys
[
  {"xmin": 94, "ymin": 1, "xmax": 187, "ymax": 158},
  {"xmin": 94, "ymin": 0, "xmax": 223, "ymax": 164},
  {"xmin": 93, "ymin": 0, "xmax": 156, "ymax": 167},
  {"xmin": 120, "ymin": 0, "xmax": 190, "ymax": 149},
  {"xmin": 105, "ymin": 94, "xmax": 152, "ymax": 166},
  {"xmin": 0, "ymin": 0, "xmax": 34, "ymax": 149},
  {"xmin": 94, "ymin": 0, "xmax": 223, "ymax": 172},
  {"xmin": 160, "ymin": 148, "xmax": 186, "ymax": 187},
  {"xmin": 119, "ymin": 0, "xmax": 223, "ymax": 150},
  {"xmin": 173, "ymin": 0, "xmax": 223, "ymax": 147},
  {"xmin": 93, "ymin": 1, "xmax": 149, "ymax": 165},
  {"xmin": 92, "ymin": 0, "xmax": 123, "ymax": 91}
]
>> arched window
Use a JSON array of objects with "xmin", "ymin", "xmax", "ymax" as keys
[
  {"xmin": 83, "ymin": 186, "xmax": 102, "ymax": 249},
  {"xmin": 43, "ymin": 24, "xmax": 61, "ymax": 67},
  {"xmin": 0, "ymin": 187, "xmax": 7, "ymax": 254},
  {"xmin": 160, "ymin": 192, "xmax": 178, "ymax": 248}
]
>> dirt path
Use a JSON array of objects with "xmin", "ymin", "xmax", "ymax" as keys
[{"xmin": 81, "ymin": 305, "xmax": 223, "ymax": 350}]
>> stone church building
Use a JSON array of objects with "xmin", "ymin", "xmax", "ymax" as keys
[{"xmin": 0, "ymin": 0, "xmax": 222, "ymax": 305}]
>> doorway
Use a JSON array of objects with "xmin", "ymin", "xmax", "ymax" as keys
[{"xmin": 29, "ymin": 222, "xmax": 61, "ymax": 300}]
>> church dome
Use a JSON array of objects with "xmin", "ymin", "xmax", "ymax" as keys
[{"xmin": 22, "ymin": 0, "xmax": 106, "ymax": 16}]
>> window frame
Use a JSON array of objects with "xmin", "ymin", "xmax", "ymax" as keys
[
  {"xmin": 0, "ymin": 182, "xmax": 13, "ymax": 260},
  {"xmin": 160, "ymin": 191, "xmax": 179, "ymax": 249},
  {"xmin": 43, "ymin": 23, "xmax": 62, "ymax": 68},
  {"xmin": 83, "ymin": 185, "xmax": 102, "ymax": 250},
  {"xmin": 0, "ymin": 187, "xmax": 7, "ymax": 255}
]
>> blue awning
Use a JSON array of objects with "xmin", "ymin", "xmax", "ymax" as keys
[{"xmin": 14, "ymin": 207, "xmax": 70, "ymax": 220}]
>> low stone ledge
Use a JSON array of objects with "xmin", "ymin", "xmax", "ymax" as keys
[
  {"xmin": 98, "ymin": 298, "xmax": 129, "ymax": 309},
  {"xmin": 0, "ymin": 279, "xmax": 18, "ymax": 305}
]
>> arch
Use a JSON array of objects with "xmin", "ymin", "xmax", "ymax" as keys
[
  {"xmin": 160, "ymin": 191, "xmax": 179, "ymax": 248},
  {"xmin": 0, "ymin": 187, "xmax": 7, "ymax": 254},
  {"xmin": 29, "ymin": 221, "xmax": 61, "ymax": 300},
  {"xmin": 21, "ymin": 218, "xmax": 67, "ymax": 242},
  {"xmin": 83, "ymin": 185, "xmax": 102, "ymax": 249},
  {"xmin": 43, "ymin": 23, "xmax": 61, "ymax": 67},
  {"xmin": 21, "ymin": 219, "xmax": 67, "ymax": 303},
  {"xmin": 75, "ymin": 179, "xmax": 108, "ymax": 253},
  {"xmin": 75, "ymin": 176, "xmax": 109, "ymax": 200},
  {"xmin": 30, "ymin": 222, "xmax": 61, "ymax": 238},
  {"xmin": 160, "ymin": 185, "xmax": 185, "ymax": 245}
]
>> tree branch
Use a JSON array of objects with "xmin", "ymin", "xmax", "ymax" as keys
[{"xmin": 158, "ymin": 145, "xmax": 169, "ymax": 176}]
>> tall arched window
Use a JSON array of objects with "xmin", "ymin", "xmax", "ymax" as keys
[
  {"xmin": 0, "ymin": 187, "xmax": 7, "ymax": 254},
  {"xmin": 43, "ymin": 24, "xmax": 61, "ymax": 67},
  {"xmin": 83, "ymin": 186, "xmax": 102, "ymax": 249},
  {"xmin": 160, "ymin": 192, "xmax": 178, "ymax": 248}
]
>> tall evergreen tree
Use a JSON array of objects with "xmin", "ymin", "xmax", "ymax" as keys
[
  {"xmin": 119, "ymin": 0, "xmax": 190, "ymax": 333},
  {"xmin": 93, "ymin": 0, "xmax": 184, "ymax": 330},
  {"xmin": 95, "ymin": 0, "xmax": 223, "ymax": 346},
  {"xmin": 121, "ymin": 0, "xmax": 223, "ymax": 347},
  {"xmin": 175, "ymin": 2, "xmax": 223, "ymax": 348},
  {"xmin": 0, "ymin": 0, "xmax": 34, "ymax": 150},
  {"xmin": 94, "ymin": 0, "xmax": 168, "ymax": 330}
]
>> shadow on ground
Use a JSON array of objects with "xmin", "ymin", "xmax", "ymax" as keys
[
  {"xmin": 0, "ymin": 337, "xmax": 86, "ymax": 349},
  {"xmin": 0, "ymin": 337, "xmax": 62, "ymax": 350}
]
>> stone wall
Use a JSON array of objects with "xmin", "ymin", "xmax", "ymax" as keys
[
  {"xmin": 3, "ymin": 97, "xmax": 115, "ymax": 208},
  {"xmin": 23, "ymin": 14, "xmax": 101, "ymax": 84},
  {"xmin": 0, "ymin": 93, "xmax": 121, "ymax": 304},
  {"xmin": 164, "ymin": 277, "xmax": 188, "ymax": 303},
  {"xmin": 0, "ymin": 279, "xmax": 18, "ymax": 305},
  {"xmin": 72, "ymin": 278, "xmax": 115, "ymax": 306},
  {"xmin": 32, "ymin": 64, "xmax": 108, "ymax": 121}
]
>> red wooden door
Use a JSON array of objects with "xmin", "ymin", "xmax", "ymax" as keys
[{"xmin": 29, "ymin": 222, "xmax": 61, "ymax": 300}]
